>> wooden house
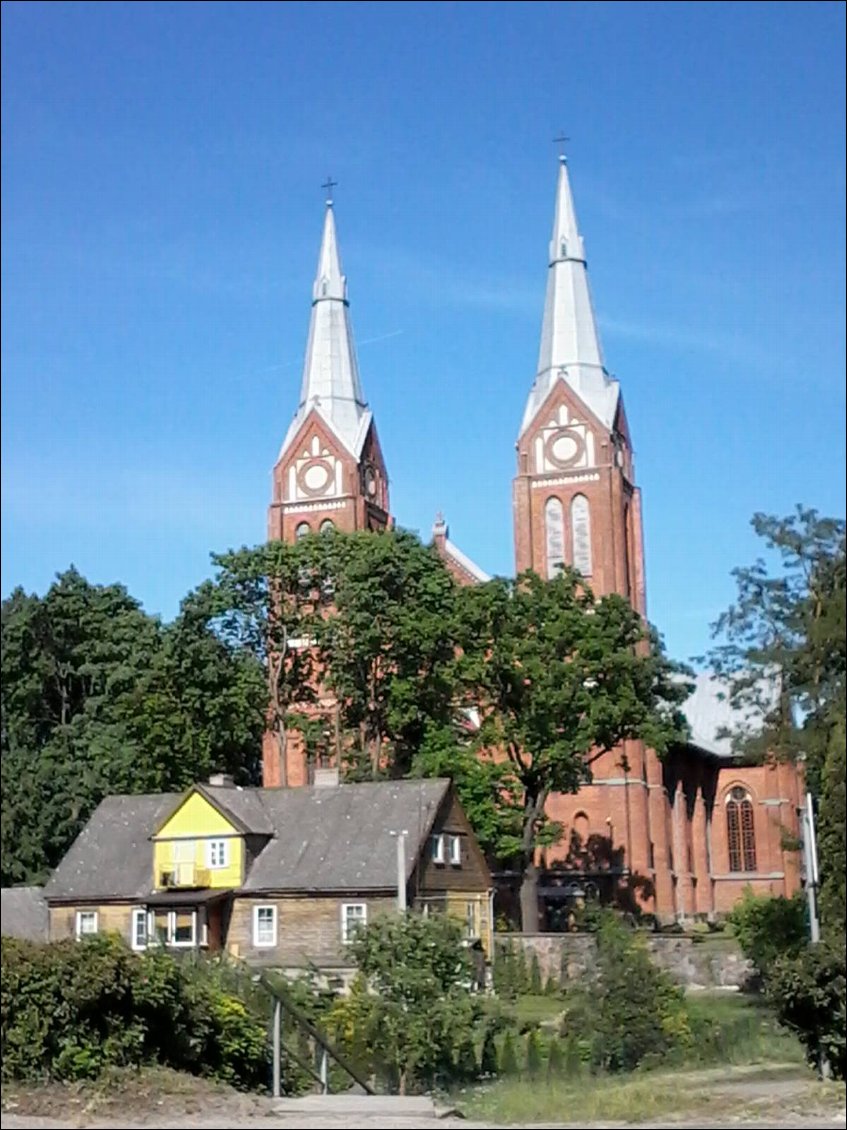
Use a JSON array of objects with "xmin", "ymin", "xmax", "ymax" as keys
[{"xmin": 43, "ymin": 772, "xmax": 493, "ymax": 978}]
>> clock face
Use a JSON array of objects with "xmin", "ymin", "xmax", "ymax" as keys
[
  {"xmin": 545, "ymin": 427, "xmax": 586, "ymax": 470},
  {"xmin": 296, "ymin": 458, "xmax": 333, "ymax": 497}
]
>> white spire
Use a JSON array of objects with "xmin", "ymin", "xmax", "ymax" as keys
[
  {"xmin": 520, "ymin": 157, "xmax": 619, "ymax": 434},
  {"xmin": 279, "ymin": 201, "xmax": 371, "ymax": 459}
]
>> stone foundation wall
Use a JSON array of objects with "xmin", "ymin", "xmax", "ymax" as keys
[{"xmin": 496, "ymin": 932, "xmax": 753, "ymax": 990}]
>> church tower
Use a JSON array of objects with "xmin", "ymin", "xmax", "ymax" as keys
[
  {"xmin": 513, "ymin": 154, "xmax": 645, "ymax": 614},
  {"xmin": 514, "ymin": 155, "xmax": 667, "ymax": 924},
  {"xmin": 264, "ymin": 191, "xmax": 391, "ymax": 788},
  {"xmin": 268, "ymin": 191, "xmax": 390, "ymax": 543}
]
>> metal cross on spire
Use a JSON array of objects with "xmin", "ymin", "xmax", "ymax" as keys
[
  {"xmin": 321, "ymin": 176, "xmax": 338, "ymax": 205},
  {"xmin": 553, "ymin": 132, "xmax": 570, "ymax": 161}
]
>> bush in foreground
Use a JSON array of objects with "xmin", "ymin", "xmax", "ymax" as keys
[
  {"xmin": 0, "ymin": 935, "xmax": 268, "ymax": 1088},
  {"xmin": 768, "ymin": 941, "xmax": 846, "ymax": 1081}
]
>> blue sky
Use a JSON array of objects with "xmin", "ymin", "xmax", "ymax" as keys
[{"xmin": 2, "ymin": 0, "xmax": 845, "ymax": 665}]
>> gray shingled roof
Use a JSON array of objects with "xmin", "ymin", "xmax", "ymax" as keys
[
  {"xmin": 44, "ymin": 794, "xmax": 176, "ymax": 900},
  {"xmin": 242, "ymin": 779, "xmax": 449, "ymax": 892},
  {"xmin": 1, "ymin": 886, "xmax": 48, "ymax": 940},
  {"xmin": 43, "ymin": 780, "xmax": 451, "ymax": 901}
]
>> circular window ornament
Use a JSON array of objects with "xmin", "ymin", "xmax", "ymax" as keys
[
  {"xmin": 545, "ymin": 427, "xmax": 586, "ymax": 470},
  {"xmin": 297, "ymin": 459, "xmax": 333, "ymax": 497}
]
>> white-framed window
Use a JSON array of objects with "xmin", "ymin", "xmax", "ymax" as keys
[
  {"xmin": 465, "ymin": 900, "xmax": 478, "ymax": 938},
  {"xmin": 253, "ymin": 905, "xmax": 278, "ymax": 948},
  {"xmin": 207, "ymin": 839, "xmax": 228, "ymax": 869},
  {"xmin": 75, "ymin": 910, "xmax": 98, "ymax": 939},
  {"xmin": 341, "ymin": 902, "xmax": 367, "ymax": 945},
  {"xmin": 430, "ymin": 834, "xmax": 445, "ymax": 864},
  {"xmin": 449, "ymin": 835, "xmax": 462, "ymax": 866},
  {"xmin": 131, "ymin": 908, "xmax": 148, "ymax": 951},
  {"xmin": 171, "ymin": 909, "xmax": 196, "ymax": 947}
]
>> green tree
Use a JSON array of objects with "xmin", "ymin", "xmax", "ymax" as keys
[
  {"xmin": 706, "ymin": 508, "xmax": 846, "ymax": 937},
  {"xmin": 1, "ymin": 569, "xmax": 265, "ymax": 885},
  {"xmin": 200, "ymin": 541, "xmax": 318, "ymax": 787},
  {"xmin": 456, "ymin": 569, "xmax": 690, "ymax": 930},
  {"xmin": 343, "ymin": 912, "xmax": 486, "ymax": 1092},
  {"xmin": 304, "ymin": 529, "xmax": 459, "ymax": 779}
]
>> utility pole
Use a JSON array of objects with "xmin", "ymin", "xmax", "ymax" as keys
[
  {"xmin": 801, "ymin": 790, "xmax": 831, "ymax": 1080},
  {"xmin": 391, "ymin": 830, "xmax": 408, "ymax": 912}
]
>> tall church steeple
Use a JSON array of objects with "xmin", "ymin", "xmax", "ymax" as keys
[
  {"xmin": 268, "ymin": 194, "xmax": 390, "ymax": 545},
  {"xmin": 522, "ymin": 156, "xmax": 619, "ymax": 435},
  {"xmin": 513, "ymin": 156, "xmax": 645, "ymax": 616}
]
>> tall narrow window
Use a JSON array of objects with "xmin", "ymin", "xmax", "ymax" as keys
[
  {"xmin": 295, "ymin": 521, "xmax": 311, "ymax": 540},
  {"xmin": 131, "ymin": 908, "xmax": 148, "ymax": 951},
  {"xmin": 253, "ymin": 905, "xmax": 278, "ymax": 948},
  {"xmin": 726, "ymin": 787, "xmax": 757, "ymax": 872},
  {"xmin": 571, "ymin": 495, "xmax": 592, "ymax": 576},
  {"xmin": 544, "ymin": 497, "xmax": 565, "ymax": 578},
  {"xmin": 341, "ymin": 903, "xmax": 367, "ymax": 945}
]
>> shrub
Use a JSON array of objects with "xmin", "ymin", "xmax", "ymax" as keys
[
  {"xmin": 586, "ymin": 913, "xmax": 691, "ymax": 1072},
  {"xmin": 499, "ymin": 1031, "xmax": 519, "ymax": 1075},
  {"xmin": 727, "ymin": 890, "xmax": 807, "ymax": 979},
  {"xmin": 767, "ymin": 941, "xmax": 846, "ymax": 1081},
  {"xmin": 0, "ymin": 935, "xmax": 268, "ymax": 1088},
  {"xmin": 546, "ymin": 1035, "xmax": 563, "ymax": 1079},
  {"xmin": 528, "ymin": 953, "xmax": 543, "ymax": 994},
  {"xmin": 335, "ymin": 912, "xmax": 488, "ymax": 1093},
  {"xmin": 525, "ymin": 1029, "xmax": 543, "ymax": 1078}
]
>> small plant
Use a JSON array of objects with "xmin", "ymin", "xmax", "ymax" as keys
[
  {"xmin": 546, "ymin": 1036, "xmax": 564, "ymax": 1080},
  {"xmin": 525, "ymin": 1029, "xmax": 543, "ymax": 1078},
  {"xmin": 529, "ymin": 953, "xmax": 543, "ymax": 995},
  {"xmin": 499, "ymin": 1031, "xmax": 519, "ymax": 1075}
]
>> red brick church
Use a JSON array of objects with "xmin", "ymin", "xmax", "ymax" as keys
[{"xmin": 263, "ymin": 162, "xmax": 803, "ymax": 925}]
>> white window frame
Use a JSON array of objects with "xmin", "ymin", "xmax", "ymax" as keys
[
  {"xmin": 341, "ymin": 902, "xmax": 367, "ymax": 945},
  {"xmin": 430, "ymin": 834, "xmax": 445, "ymax": 864},
  {"xmin": 75, "ymin": 910, "xmax": 98, "ymax": 939},
  {"xmin": 253, "ymin": 904, "xmax": 278, "ymax": 949},
  {"xmin": 131, "ymin": 907, "xmax": 148, "ymax": 951},
  {"xmin": 449, "ymin": 834, "xmax": 462, "ymax": 866},
  {"xmin": 168, "ymin": 908, "xmax": 198, "ymax": 948},
  {"xmin": 207, "ymin": 839, "xmax": 228, "ymax": 870}
]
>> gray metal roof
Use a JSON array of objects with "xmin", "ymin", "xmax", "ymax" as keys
[
  {"xmin": 278, "ymin": 202, "xmax": 372, "ymax": 461},
  {"xmin": 522, "ymin": 157, "xmax": 620, "ymax": 436},
  {"xmin": 43, "ymin": 780, "xmax": 451, "ymax": 902},
  {"xmin": 44, "ymin": 794, "xmax": 175, "ymax": 901},
  {"xmin": 1, "ymin": 886, "xmax": 48, "ymax": 940},
  {"xmin": 242, "ymin": 779, "xmax": 449, "ymax": 893},
  {"xmin": 680, "ymin": 671, "xmax": 774, "ymax": 759}
]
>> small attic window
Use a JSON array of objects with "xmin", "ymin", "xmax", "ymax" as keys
[
  {"xmin": 321, "ymin": 278, "xmax": 328, "ymax": 296},
  {"xmin": 560, "ymin": 238, "xmax": 567, "ymax": 257}
]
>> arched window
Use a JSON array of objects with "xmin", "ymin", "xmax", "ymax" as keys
[
  {"xmin": 573, "ymin": 812, "xmax": 590, "ymax": 848},
  {"xmin": 319, "ymin": 519, "xmax": 335, "ymax": 533},
  {"xmin": 726, "ymin": 786, "xmax": 757, "ymax": 873},
  {"xmin": 294, "ymin": 521, "xmax": 311, "ymax": 541},
  {"xmin": 560, "ymin": 238, "xmax": 568, "ymax": 258},
  {"xmin": 544, "ymin": 497, "xmax": 565, "ymax": 578},
  {"xmin": 571, "ymin": 494, "xmax": 592, "ymax": 576}
]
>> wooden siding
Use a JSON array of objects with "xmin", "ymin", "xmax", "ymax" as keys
[
  {"xmin": 153, "ymin": 792, "xmax": 243, "ymax": 890},
  {"xmin": 226, "ymin": 894, "xmax": 396, "ymax": 967},
  {"xmin": 49, "ymin": 903, "xmax": 135, "ymax": 944},
  {"xmin": 414, "ymin": 788, "xmax": 491, "ymax": 895}
]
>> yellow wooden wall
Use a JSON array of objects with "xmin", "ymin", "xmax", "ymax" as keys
[{"xmin": 153, "ymin": 791, "xmax": 244, "ymax": 889}]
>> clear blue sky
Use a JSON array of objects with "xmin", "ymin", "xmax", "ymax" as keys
[{"xmin": 2, "ymin": 0, "xmax": 845, "ymax": 665}]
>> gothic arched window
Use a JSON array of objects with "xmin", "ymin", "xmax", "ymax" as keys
[
  {"xmin": 544, "ymin": 497, "xmax": 565, "ymax": 578},
  {"xmin": 320, "ymin": 519, "xmax": 335, "ymax": 533},
  {"xmin": 726, "ymin": 786, "xmax": 757, "ymax": 873},
  {"xmin": 294, "ymin": 521, "xmax": 311, "ymax": 541},
  {"xmin": 571, "ymin": 494, "xmax": 592, "ymax": 576}
]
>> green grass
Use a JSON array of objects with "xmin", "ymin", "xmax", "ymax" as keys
[
  {"xmin": 455, "ymin": 1065, "xmax": 837, "ymax": 1126},
  {"xmin": 683, "ymin": 990, "xmax": 806, "ymax": 1067}
]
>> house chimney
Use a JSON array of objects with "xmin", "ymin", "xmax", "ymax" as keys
[
  {"xmin": 208, "ymin": 772, "xmax": 235, "ymax": 788},
  {"xmin": 313, "ymin": 766, "xmax": 340, "ymax": 788}
]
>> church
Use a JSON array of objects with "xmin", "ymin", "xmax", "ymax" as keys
[{"xmin": 263, "ymin": 156, "xmax": 803, "ymax": 926}]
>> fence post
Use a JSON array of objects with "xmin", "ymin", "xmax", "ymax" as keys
[{"xmin": 272, "ymin": 998, "xmax": 282, "ymax": 1098}]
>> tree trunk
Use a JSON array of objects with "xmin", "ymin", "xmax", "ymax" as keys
[
  {"xmin": 519, "ymin": 860, "xmax": 541, "ymax": 934},
  {"xmin": 519, "ymin": 788, "xmax": 548, "ymax": 934}
]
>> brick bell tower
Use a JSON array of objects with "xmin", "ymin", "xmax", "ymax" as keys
[
  {"xmin": 513, "ymin": 153, "xmax": 673, "ymax": 922},
  {"xmin": 264, "ymin": 187, "xmax": 391, "ymax": 787}
]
